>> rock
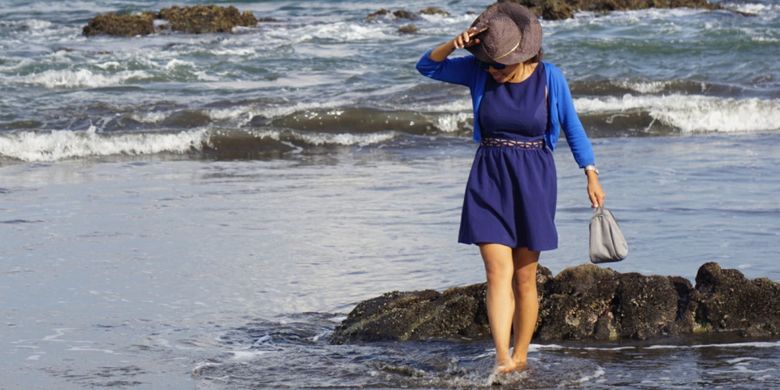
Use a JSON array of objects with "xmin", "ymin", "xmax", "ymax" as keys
[
  {"xmin": 692, "ymin": 262, "xmax": 780, "ymax": 337},
  {"xmin": 332, "ymin": 265, "xmax": 553, "ymax": 344},
  {"xmin": 537, "ymin": 264, "xmax": 621, "ymax": 341},
  {"xmin": 160, "ymin": 110, "xmax": 211, "ymax": 128},
  {"xmin": 84, "ymin": 5, "xmax": 257, "ymax": 37},
  {"xmin": 82, "ymin": 12, "xmax": 156, "ymax": 37},
  {"xmin": 366, "ymin": 9, "xmax": 390, "ymax": 21},
  {"xmin": 419, "ymin": 7, "xmax": 451, "ymax": 17},
  {"xmin": 392, "ymin": 10, "xmax": 418, "ymax": 20},
  {"xmin": 613, "ymin": 273, "xmax": 693, "ymax": 339},
  {"xmin": 366, "ymin": 9, "xmax": 420, "ymax": 21},
  {"xmin": 497, "ymin": 0, "xmax": 721, "ymax": 20},
  {"xmin": 330, "ymin": 262, "xmax": 780, "ymax": 344},
  {"xmin": 398, "ymin": 24, "xmax": 418, "ymax": 34},
  {"xmin": 498, "ymin": 0, "xmax": 576, "ymax": 20},
  {"xmin": 158, "ymin": 5, "xmax": 257, "ymax": 34}
]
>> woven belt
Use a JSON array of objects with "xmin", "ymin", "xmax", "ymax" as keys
[{"xmin": 480, "ymin": 137, "xmax": 545, "ymax": 149}]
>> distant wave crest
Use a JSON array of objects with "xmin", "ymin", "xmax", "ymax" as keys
[{"xmin": 575, "ymin": 94, "xmax": 780, "ymax": 133}]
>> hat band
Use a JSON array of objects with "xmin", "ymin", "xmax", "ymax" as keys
[{"xmin": 493, "ymin": 40, "xmax": 520, "ymax": 61}]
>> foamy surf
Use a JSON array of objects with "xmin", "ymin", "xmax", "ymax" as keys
[
  {"xmin": 575, "ymin": 94, "xmax": 780, "ymax": 133},
  {"xmin": 0, "ymin": 127, "xmax": 208, "ymax": 162},
  {"xmin": 0, "ymin": 127, "xmax": 402, "ymax": 162},
  {"xmin": 15, "ymin": 68, "xmax": 152, "ymax": 89}
]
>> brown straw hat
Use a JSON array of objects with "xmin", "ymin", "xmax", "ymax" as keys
[{"xmin": 466, "ymin": 2, "xmax": 542, "ymax": 65}]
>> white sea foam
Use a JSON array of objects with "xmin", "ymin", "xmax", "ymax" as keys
[
  {"xmin": 93, "ymin": 61, "xmax": 123, "ymax": 71},
  {"xmin": 210, "ymin": 128, "xmax": 395, "ymax": 147},
  {"xmin": 233, "ymin": 100, "xmax": 354, "ymax": 121},
  {"xmin": 614, "ymin": 80, "xmax": 677, "ymax": 94},
  {"xmin": 268, "ymin": 22, "xmax": 394, "ymax": 45},
  {"xmin": 288, "ymin": 130, "xmax": 396, "ymax": 146},
  {"xmin": 204, "ymin": 101, "xmax": 355, "ymax": 127},
  {"xmin": 22, "ymin": 19, "xmax": 53, "ymax": 31},
  {"xmin": 537, "ymin": 340, "xmax": 780, "ymax": 350},
  {"xmin": 645, "ymin": 340, "xmax": 780, "ymax": 349},
  {"xmin": 420, "ymin": 100, "xmax": 471, "ymax": 113},
  {"xmin": 230, "ymin": 350, "xmax": 269, "ymax": 361},
  {"xmin": 723, "ymin": 2, "xmax": 780, "ymax": 16},
  {"xmin": 418, "ymin": 13, "xmax": 474, "ymax": 24},
  {"xmin": 726, "ymin": 357, "xmax": 760, "ymax": 364},
  {"xmin": 207, "ymin": 107, "xmax": 261, "ymax": 124},
  {"xmin": 576, "ymin": 366, "xmax": 606, "ymax": 384},
  {"xmin": 435, "ymin": 113, "xmax": 471, "ymax": 133},
  {"xmin": 210, "ymin": 47, "xmax": 257, "ymax": 57},
  {"xmin": 575, "ymin": 94, "xmax": 780, "ymax": 133},
  {"xmin": 17, "ymin": 68, "xmax": 151, "ymax": 89},
  {"xmin": 130, "ymin": 112, "xmax": 169, "ymax": 124},
  {"xmin": 164, "ymin": 59, "xmax": 196, "ymax": 71},
  {"xmin": 0, "ymin": 127, "xmax": 208, "ymax": 162}
]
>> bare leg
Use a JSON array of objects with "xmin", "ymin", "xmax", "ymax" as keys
[
  {"xmin": 479, "ymin": 243, "xmax": 517, "ymax": 374},
  {"xmin": 510, "ymin": 247, "xmax": 540, "ymax": 368}
]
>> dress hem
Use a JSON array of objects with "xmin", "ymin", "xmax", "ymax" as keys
[{"xmin": 458, "ymin": 239, "xmax": 557, "ymax": 252}]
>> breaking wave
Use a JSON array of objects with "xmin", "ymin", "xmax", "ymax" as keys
[
  {"xmin": 0, "ymin": 127, "xmax": 401, "ymax": 162},
  {"xmin": 574, "ymin": 94, "xmax": 780, "ymax": 133}
]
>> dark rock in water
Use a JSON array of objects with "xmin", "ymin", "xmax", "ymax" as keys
[
  {"xmin": 398, "ymin": 24, "xmax": 418, "ymax": 34},
  {"xmin": 366, "ymin": 9, "xmax": 420, "ymax": 21},
  {"xmin": 613, "ymin": 272, "xmax": 693, "ymax": 339},
  {"xmin": 392, "ymin": 10, "xmax": 418, "ymax": 20},
  {"xmin": 161, "ymin": 110, "xmax": 211, "ymax": 128},
  {"xmin": 692, "ymin": 262, "xmax": 780, "ymax": 337},
  {"xmin": 332, "ymin": 266, "xmax": 553, "ymax": 344},
  {"xmin": 537, "ymin": 264, "xmax": 621, "ymax": 341},
  {"xmin": 499, "ymin": 0, "xmax": 576, "ymax": 20},
  {"xmin": 158, "ymin": 5, "xmax": 257, "ymax": 34},
  {"xmin": 83, "ymin": 5, "xmax": 257, "ymax": 37},
  {"xmin": 82, "ymin": 12, "xmax": 156, "ymax": 37},
  {"xmin": 331, "ymin": 289, "xmax": 450, "ymax": 343},
  {"xmin": 419, "ymin": 7, "xmax": 451, "ymax": 17},
  {"xmin": 366, "ymin": 9, "xmax": 390, "ymax": 21},
  {"xmin": 331, "ymin": 262, "xmax": 780, "ymax": 344},
  {"xmin": 497, "ymin": 0, "xmax": 721, "ymax": 20}
]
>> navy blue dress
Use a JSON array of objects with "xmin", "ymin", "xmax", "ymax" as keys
[{"xmin": 458, "ymin": 64, "xmax": 558, "ymax": 251}]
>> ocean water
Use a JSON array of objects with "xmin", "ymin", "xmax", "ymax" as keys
[{"xmin": 1, "ymin": 0, "xmax": 779, "ymax": 388}]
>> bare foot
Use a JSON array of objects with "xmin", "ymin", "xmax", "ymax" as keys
[
  {"xmin": 494, "ymin": 358, "xmax": 518, "ymax": 374},
  {"xmin": 511, "ymin": 354, "xmax": 528, "ymax": 370}
]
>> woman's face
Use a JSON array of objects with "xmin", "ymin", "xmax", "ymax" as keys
[{"xmin": 487, "ymin": 63, "xmax": 522, "ymax": 83}]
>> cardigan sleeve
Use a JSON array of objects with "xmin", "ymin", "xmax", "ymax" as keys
[
  {"xmin": 552, "ymin": 66, "xmax": 595, "ymax": 168},
  {"xmin": 415, "ymin": 48, "xmax": 478, "ymax": 87}
]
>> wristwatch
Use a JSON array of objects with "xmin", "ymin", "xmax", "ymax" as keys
[{"xmin": 584, "ymin": 164, "xmax": 599, "ymax": 176}]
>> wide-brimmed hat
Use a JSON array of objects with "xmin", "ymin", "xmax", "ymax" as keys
[{"xmin": 466, "ymin": 2, "xmax": 542, "ymax": 65}]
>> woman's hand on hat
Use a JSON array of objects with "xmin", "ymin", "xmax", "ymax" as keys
[{"xmin": 452, "ymin": 27, "xmax": 481, "ymax": 49}]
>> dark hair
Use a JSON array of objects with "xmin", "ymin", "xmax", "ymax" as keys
[{"xmin": 525, "ymin": 48, "xmax": 544, "ymax": 64}]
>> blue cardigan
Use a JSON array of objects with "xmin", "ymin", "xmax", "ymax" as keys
[{"xmin": 415, "ymin": 48, "xmax": 595, "ymax": 168}]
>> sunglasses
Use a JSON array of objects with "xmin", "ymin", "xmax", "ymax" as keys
[{"xmin": 478, "ymin": 61, "xmax": 506, "ymax": 70}]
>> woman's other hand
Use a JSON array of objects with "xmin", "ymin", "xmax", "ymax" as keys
[{"xmin": 586, "ymin": 172, "xmax": 605, "ymax": 208}]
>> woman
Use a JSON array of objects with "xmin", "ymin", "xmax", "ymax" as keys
[{"xmin": 415, "ymin": 3, "xmax": 605, "ymax": 374}]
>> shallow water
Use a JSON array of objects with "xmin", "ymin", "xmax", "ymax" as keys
[{"xmin": 2, "ymin": 133, "xmax": 779, "ymax": 388}]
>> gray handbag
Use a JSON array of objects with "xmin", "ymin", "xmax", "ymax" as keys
[{"xmin": 589, "ymin": 207, "xmax": 628, "ymax": 263}]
